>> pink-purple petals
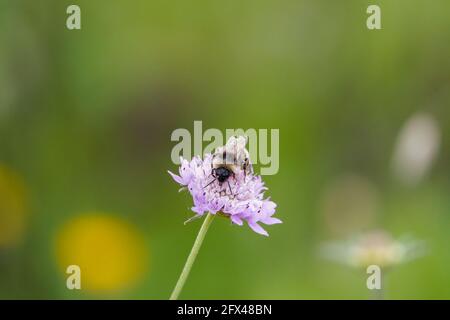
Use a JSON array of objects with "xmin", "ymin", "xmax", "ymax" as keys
[{"xmin": 168, "ymin": 155, "xmax": 281, "ymax": 236}]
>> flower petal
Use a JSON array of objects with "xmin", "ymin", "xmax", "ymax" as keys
[
  {"xmin": 168, "ymin": 170, "xmax": 184, "ymax": 185},
  {"xmin": 261, "ymin": 200, "xmax": 277, "ymax": 215},
  {"xmin": 191, "ymin": 206, "xmax": 205, "ymax": 215},
  {"xmin": 260, "ymin": 217, "xmax": 282, "ymax": 225},
  {"xmin": 230, "ymin": 215, "xmax": 243, "ymax": 226},
  {"xmin": 248, "ymin": 221, "xmax": 269, "ymax": 236}
]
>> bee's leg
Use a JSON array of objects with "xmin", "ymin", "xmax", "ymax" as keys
[
  {"xmin": 203, "ymin": 178, "xmax": 216, "ymax": 189},
  {"xmin": 203, "ymin": 168, "xmax": 217, "ymax": 189},
  {"xmin": 228, "ymin": 172, "xmax": 236, "ymax": 195},
  {"xmin": 227, "ymin": 180, "xmax": 233, "ymax": 195}
]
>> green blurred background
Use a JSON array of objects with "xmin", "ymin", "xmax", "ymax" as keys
[{"xmin": 0, "ymin": 0, "xmax": 449, "ymax": 299}]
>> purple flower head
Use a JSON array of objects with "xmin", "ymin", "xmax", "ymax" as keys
[{"xmin": 168, "ymin": 137, "xmax": 281, "ymax": 236}]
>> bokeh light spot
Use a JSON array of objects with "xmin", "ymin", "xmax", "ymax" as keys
[{"xmin": 55, "ymin": 213, "xmax": 148, "ymax": 293}]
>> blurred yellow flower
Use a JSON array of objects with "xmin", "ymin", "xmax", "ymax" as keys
[
  {"xmin": 0, "ymin": 164, "xmax": 28, "ymax": 248},
  {"xmin": 55, "ymin": 213, "xmax": 148, "ymax": 292}
]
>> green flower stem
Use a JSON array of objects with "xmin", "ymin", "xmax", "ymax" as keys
[{"xmin": 169, "ymin": 213, "xmax": 215, "ymax": 300}]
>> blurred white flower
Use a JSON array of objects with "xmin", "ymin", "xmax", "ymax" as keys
[
  {"xmin": 320, "ymin": 230, "xmax": 425, "ymax": 269},
  {"xmin": 391, "ymin": 112, "xmax": 441, "ymax": 186}
]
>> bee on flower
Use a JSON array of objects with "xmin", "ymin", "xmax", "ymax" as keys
[{"xmin": 168, "ymin": 135, "xmax": 281, "ymax": 236}]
